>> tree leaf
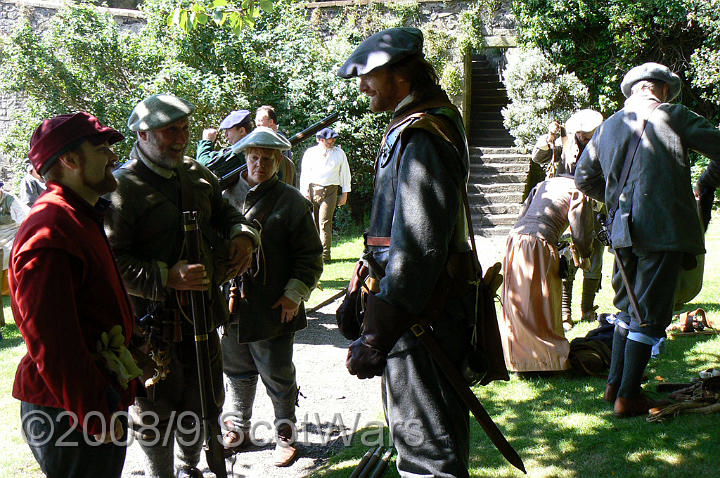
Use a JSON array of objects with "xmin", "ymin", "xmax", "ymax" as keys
[{"xmin": 196, "ymin": 13, "xmax": 209, "ymax": 25}]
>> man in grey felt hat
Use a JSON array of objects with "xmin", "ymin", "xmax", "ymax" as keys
[
  {"xmin": 575, "ymin": 62, "xmax": 720, "ymax": 417},
  {"xmin": 105, "ymin": 93, "xmax": 260, "ymax": 478},
  {"xmin": 338, "ymin": 27, "xmax": 507, "ymax": 477},
  {"xmin": 220, "ymin": 127, "xmax": 323, "ymax": 466},
  {"xmin": 196, "ymin": 109, "xmax": 253, "ymax": 178}
]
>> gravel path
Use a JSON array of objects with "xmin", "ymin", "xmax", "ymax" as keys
[{"xmin": 121, "ymin": 298, "xmax": 383, "ymax": 478}]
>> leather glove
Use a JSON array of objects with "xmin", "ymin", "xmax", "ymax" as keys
[
  {"xmin": 345, "ymin": 293, "xmax": 416, "ymax": 379},
  {"xmin": 346, "ymin": 337, "xmax": 387, "ymax": 379},
  {"xmin": 697, "ymin": 185, "xmax": 715, "ymax": 231}
]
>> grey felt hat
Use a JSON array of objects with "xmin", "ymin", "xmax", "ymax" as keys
[
  {"xmin": 337, "ymin": 27, "xmax": 423, "ymax": 79},
  {"xmin": 232, "ymin": 127, "xmax": 292, "ymax": 153},
  {"xmin": 127, "ymin": 94, "xmax": 195, "ymax": 132},
  {"xmin": 621, "ymin": 62, "xmax": 682, "ymax": 100}
]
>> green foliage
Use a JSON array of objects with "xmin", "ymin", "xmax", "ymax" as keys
[
  {"xmin": 0, "ymin": 3, "xmax": 154, "ymax": 160},
  {"xmin": 458, "ymin": 0, "xmax": 502, "ymax": 52},
  {"xmin": 501, "ymin": 47, "xmax": 590, "ymax": 149},
  {"xmin": 168, "ymin": 0, "xmax": 275, "ymax": 36},
  {"xmin": 512, "ymin": 0, "xmax": 720, "ymax": 120},
  {"xmin": 0, "ymin": 0, "xmax": 397, "ymax": 230}
]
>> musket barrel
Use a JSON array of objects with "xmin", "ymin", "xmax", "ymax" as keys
[
  {"xmin": 348, "ymin": 446, "xmax": 379, "ymax": 478},
  {"xmin": 182, "ymin": 211, "xmax": 227, "ymax": 478},
  {"xmin": 356, "ymin": 446, "xmax": 385, "ymax": 478},
  {"xmin": 367, "ymin": 448, "xmax": 394, "ymax": 478}
]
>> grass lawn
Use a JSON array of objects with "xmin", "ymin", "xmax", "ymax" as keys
[
  {"xmin": 1, "ymin": 225, "xmax": 718, "ymax": 477},
  {"xmin": 313, "ymin": 223, "xmax": 720, "ymax": 478}
]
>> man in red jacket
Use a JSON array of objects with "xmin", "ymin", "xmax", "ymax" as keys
[{"xmin": 10, "ymin": 112, "xmax": 139, "ymax": 478}]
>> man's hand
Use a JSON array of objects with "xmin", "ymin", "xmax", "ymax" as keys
[
  {"xmin": 202, "ymin": 128, "xmax": 218, "ymax": 142},
  {"xmin": 346, "ymin": 337, "xmax": 387, "ymax": 379},
  {"xmin": 272, "ymin": 295, "xmax": 300, "ymax": 323},
  {"xmin": 167, "ymin": 260, "xmax": 209, "ymax": 291},
  {"xmin": 696, "ymin": 185, "xmax": 716, "ymax": 231},
  {"xmin": 337, "ymin": 192, "xmax": 348, "ymax": 207},
  {"xmin": 226, "ymin": 235, "xmax": 255, "ymax": 277},
  {"xmin": 547, "ymin": 121, "xmax": 561, "ymax": 138},
  {"xmin": 93, "ymin": 413, "xmax": 125, "ymax": 444}
]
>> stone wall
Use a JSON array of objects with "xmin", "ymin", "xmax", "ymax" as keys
[{"xmin": 0, "ymin": 0, "xmax": 145, "ymax": 182}]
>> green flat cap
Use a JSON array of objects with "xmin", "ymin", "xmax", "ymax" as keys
[
  {"xmin": 232, "ymin": 126, "xmax": 292, "ymax": 153},
  {"xmin": 128, "ymin": 94, "xmax": 195, "ymax": 132},
  {"xmin": 337, "ymin": 27, "xmax": 423, "ymax": 79}
]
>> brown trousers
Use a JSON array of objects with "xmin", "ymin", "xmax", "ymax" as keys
[{"xmin": 309, "ymin": 184, "xmax": 339, "ymax": 261}]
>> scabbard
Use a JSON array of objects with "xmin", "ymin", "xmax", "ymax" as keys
[
  {"xmin": 612, "ymin": 250, "xmax": 649, "ymax": 327},
  {"xmin": 410, "ymin": 323, "xmax": 526, "ymax": 474}
]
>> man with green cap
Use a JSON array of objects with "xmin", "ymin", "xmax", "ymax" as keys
[
  {"xmin": 337, "ymin": 27, "xmax": 498, "ymax": 477},
  {"xmin": 575, "ymin": 62, "xmax": 720, "ymax": 417},
  {"xmin": 220, "ymin": 126, "xmax": 323, "ymax": 466},
  {"xmin": 105, "ymin": 93, "xmax": 260, "ymax": 478}
]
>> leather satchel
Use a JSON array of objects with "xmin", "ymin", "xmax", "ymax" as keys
[{"xmin": 335, "ymin": 260, "xmax": 369, "ymax": 340}]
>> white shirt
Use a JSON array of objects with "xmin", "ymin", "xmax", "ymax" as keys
[{"xmin": 299, "ymin": 144, "xmax": 352, "ymax": 196}]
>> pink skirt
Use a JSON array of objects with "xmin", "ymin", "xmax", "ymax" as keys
[{"xmin": 500, "ymin": 233, "xmax": 570, "ymax": 372}]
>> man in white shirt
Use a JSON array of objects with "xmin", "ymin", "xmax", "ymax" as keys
[{"xmin": 299, "ymin": 128, "xmax": 351, "ymax": 261}]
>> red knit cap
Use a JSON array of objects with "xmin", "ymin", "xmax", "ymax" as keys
[{"xmin": 28, "ymin": 112, "xmax": 124, "ymax": 174}]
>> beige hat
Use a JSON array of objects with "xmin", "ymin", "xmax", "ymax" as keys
[
  {"xmin": 565, "ymin": 109, "xmax": 603, "ymax": 134},
  {"xmin": 232, "ymin": 126, "xmax": 292, "ymax": 153}
]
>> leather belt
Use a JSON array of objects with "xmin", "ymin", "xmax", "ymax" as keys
[{"xmin": 366, "ymin": 236, "xmax": 391, "ymax": 247}]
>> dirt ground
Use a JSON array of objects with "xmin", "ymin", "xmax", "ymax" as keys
[
  {"xmin": 121, "ymin": 235, "xmax": 508, "ymax": 477},
  {"xmin": 121, "ymin": 298, "xmax": 384, "ymax": 478}
]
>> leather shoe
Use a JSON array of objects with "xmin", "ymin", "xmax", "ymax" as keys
[
  {"xmin": 614, "ymin": 394, "xmax": 671, "ymax": 418},
  {"xmin": 274, "ymin": 434, "xmax": 298, "ymax": 467},
  {"xmin": 603, "ymin": 383, "xmax": 619, "ymax": 402},
  {"xmin": 223, "ymin": 426, "xmax": 253, "ymax": 457},
  {"xmin": 176, "ymin": 467, "xmax": 202, "ymax": 478}
]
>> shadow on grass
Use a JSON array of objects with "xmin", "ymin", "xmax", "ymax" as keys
[{"xmin": 311, "ymin": 332, "xmax": 720, "ymax": 477}]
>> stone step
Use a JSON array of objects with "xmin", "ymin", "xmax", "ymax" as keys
[
  {"xmin": 470, "ymin": 137, "xmax": 516, "ymax": 147},
  {"xmin": 470, "ymin": 152, "xmax": 531, "ymax": 163},
  {"xmin": 468, "ymin": 191, "xmax": 524, "ymax": 204},
  {"xmin": 468, "ymin": 182, "xmax": 526, "ymax": 193},
  {"xmin": 473, "ymin": 171, "xmax": 526, "ymax": 184},
  {"xmin": 470, "ymin": 113, "xmax": 505, "ymax": 120},
  {"xmin": 470, "ymin": 203, "xmax": 523, "ymax": 215},
  {"xmin": 472, "ymin": 88, "xmax": 507, "ymax": 97},
  {"xmin": 472, "ymin": 224, "xmax": 512, "ymax": 238},
  {"xmin": 471, "ymin": 146, "xmax": 522, "ymax": 156},
  {"xmin": 471, "ymin": 213, "xmax": 519, "ymax": 226},
  {"xmin": 471, "ymin": 126, "xmax": 513, "ymax": 135},
  {"xmin": 471, "ymin": 81, "xmax": 504, "ymax": 90},
  {"xmin": 470, "ymin": 117, "xmax": 505, "ymax": 126},
  {"xmin": 469, "ymin": 100, "xmax": 508, "ymax": 108},
  {"xmin": 470, "ymin": 162, "xmax": 527, "ymax": 174}
]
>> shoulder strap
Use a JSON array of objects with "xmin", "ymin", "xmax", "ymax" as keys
[{"xmin": 607, "ymin": 101, "xmax": 661, "ymax": 221}]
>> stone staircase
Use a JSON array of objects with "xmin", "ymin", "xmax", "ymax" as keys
[{"xmin": 467, "ymin": 54, "xmax": 529, "ymax": 237}]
